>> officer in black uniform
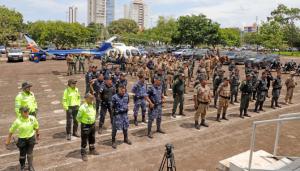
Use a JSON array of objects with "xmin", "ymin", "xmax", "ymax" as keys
[
  {"xmin": 254, "ymin": 72, "xmax": 268, "ymax": 113},
  {"xmin": 115, "ymin": 73, "xmax": 128, "ymax": 93},
  {"xmin": 85, "ymin": 65, "xmax": 97, "ymax": 94},
  {"xmin": 90, "ymin": 73, "xmax": 104, "ymax": 118},
  {"xmin": 98, "ymin": 75, "xmax": 116, "ymax": 134},
  {"xmin": 239, "ymin": 74, "xmax": 252, "ymax": 118},
  {"xmin": 271, "ymin": 71, "xmax": 282, "ymax": 108}
]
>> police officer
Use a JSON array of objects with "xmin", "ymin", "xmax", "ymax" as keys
[
  {"xmin": 265, "ymin": 68, "xmax": 273, "ymax": 98},
  {"xmin": 172, "ymin": 73, "xmax": 185, "ymax": 118},
  {"xmin": 228, "ymin": 60, "xmax": 236, "ymax": 74},
  {"xmin": 251, "ymin": 69, "xmax": 259, "ymax": 101},
  {"xmin": 131, "ymin": 72, "xmax": 148, "ymax": 126},
  {"xmin": 216, "ymin": 77, "xmax": 231, "ymax": 122},
  {"xmin": 271, "ymin": 71, "xmax": 282, "ymax": 109},
  {"xmin": 62, "ymin": 79, "xmax": 81, "ymax": 140},
  {"xmin": 230, "ymin": 69, "xmax": 240, "ymax": 104},
  {"xmin": 239, "ymin": 74, "xmax": 252, "ymax": 118},
  {"xmin": 78, "ymin": 54, "xmax": 86, "ymax": 74},
  {"xmin": 111, "ymin": 86, "xmax": 132, "ymax": 148},
  {"xmin": 115, "ymin": 73, "xmax": 128, "ymax": 93},
  {"xmin": 285, "ymin": 71, "xmax": 297, "ymax": 104},
  {"xmin": 6, "ymin": 107, "xmax": 39, "ymax": 171},
  {"xmin": 76, "ymin": 94, "xmax": 99, "ymax": 161},
  {"xmin": 245, "ymin": 63, "xmax": 253, "ymax": 75},
  {"xmin": 204, "ymin": 55, "xmax": 211, "ymax": 80},
  {"xmin": 194, "ymin": 78, "xmax": 211, "ymax": 129},
  {"xmin": 157, "ymin": 67, "xmax": 168, "ymax": 96},
  {"xmin": 90, "ymin": 73, "xmax": 105, "ymax": 118},
  {"xmin": 213, "ymin": 70, "xmax": 225, "ymax": 108},
  {"xmin": 197, "ymin": 64, "xmax": 207, "ymax": 81},
  {"xmin": 15, "ymin": 82, "xmax": 38, "ymax": 118},
  {"xmin": 98, "ymin": 75, "xmax": 116, "ymax": 134},
  {"xmin": 147, "ymin": 76, "xmax": 166, "ymax": 138},
  {"xmin": 254, "ymin": 72, "xmax": 268, "ymax": 113},
  {"xmin": 85, "ymin": 65, "xmax": 97, "ymax": 94}
]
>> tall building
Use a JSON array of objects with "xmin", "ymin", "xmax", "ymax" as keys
[
  {"xmin": 244, "ymin": 23, "xmax": 257, "ymax": 33},
  {"xmin": 87, "ymin": 0, "xmax": 115, "ymax": 26},
  {"xmin": 124, "ymin": 0, "xmax": 148, "ymax": 29},
  {"xmin": 68, "ymin": 6, "xmax": 78, "ymax": 23}
]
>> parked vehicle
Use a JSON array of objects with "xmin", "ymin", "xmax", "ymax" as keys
[
  {"xmin": 29, "ymin": 52, "xmax": 47, "ymax": 61},
  {"xmin": 0, "ymin": 45, "xmax": 6, "ymax": 54},
  {"xmin": 7, "ymin": 49, "xmax": 23, "ymax": 62}
]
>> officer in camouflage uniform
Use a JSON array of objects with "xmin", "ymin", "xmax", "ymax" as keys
[
  {"xmin": 111, "ymin": 86, "xmax": 132, "ymax": 149},
  {"xmin": 131, "ymin": 72, "xmax": 148, "ymax": 126},
  {"xmin": 228, "ymin": 60, "xmax": 236, "ymax": 74},
  {"xmin": 98, "ymin": 75, "xmax": 116, "ymax": 134},
  {"xmin": 194, "ymin": 78, "xmax": 211, "ymax": 129},
  {"xmin": 157, "ymin": 67, "xmax": 168, "ymax": 96},
  {"xmin": 254, "ymin": 72, "xmax": 268, "ymax": 113},
  {"xmin": 213, "ymin": 69, "xmax": 225, "ymax": 108},
  {"xmin": 196, "ymin": 65, "xmax": 207, "ymax": 81},
  {"xmin": 216, "ymin": 77, "xmax": 231, "ymax": 122},
  {"xmin": 172, "ymin": 73, "xmax": 185, "ymax": 118},
  {"xmin": 230, "ymin": 69, "xmax": 240, "ymax": 104},
  {"xmin": 245, "ymin": 63, "xmax": 253, "ymax": 75},
  {"xmin": 239, "ymin": 74, "xmax": 252, "ymax": 118},
  {"xmin": 146, "ymin": 76, "xmax": 166, "ymax": 138},
  {"xmin": 271, "ymin": 71, "xmax": 282, "ymax": 109},
  {"xmin": 212, "ymin": 62, "xmax": 222, "ymax": 81},
  {"xmin": 204, "ymin": 55, "xmax": 212, "ymax": 80},
  {"xmin": 285, "ymin": 71, "xmax": 297, "ymax": 104}
]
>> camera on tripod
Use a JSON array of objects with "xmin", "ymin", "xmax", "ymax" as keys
[{"xmin": 159, "ymin": 143, "xmax": 176, "ymax": 171}]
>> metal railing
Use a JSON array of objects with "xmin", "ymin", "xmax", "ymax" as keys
[{"xmin": 248, "ymin": 113, "xmax": 300, "ymax": 171}]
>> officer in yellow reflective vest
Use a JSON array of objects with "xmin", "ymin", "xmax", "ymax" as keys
[
  {"xmin": 6, "ymin": 107, "xmax": 39, "ymax": 171},
  {"xmin": 15, "ymin": 82, "xmax": 38, "ymax": 118},
  {"xmin": 62, "ymin": 79, "xmax": 81, "ymax": 140},
  {"xmin": 76, "ymin": 93, "xmax": 99, "ymax": 161}
]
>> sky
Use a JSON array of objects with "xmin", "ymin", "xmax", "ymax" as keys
[{"xmin": 0, "ymin": 0, "xmax": 299, "ymax": 28}]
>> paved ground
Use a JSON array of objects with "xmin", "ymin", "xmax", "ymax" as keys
[{"xmin": 0, "ymin": 59, "xmax": 299, "ymax": 171}]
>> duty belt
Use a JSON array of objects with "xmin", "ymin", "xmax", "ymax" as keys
[
  {"xmin": 199, "ymin": 101, "xmax": 209, "ymax": 105},
  {"xmin": 220, "ymin": 95, "xmax": 230, "ymax": 100}
]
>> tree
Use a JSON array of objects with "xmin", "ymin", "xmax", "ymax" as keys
[
  {"xmin": 0, "ymin": 6, "xmax": 23, "ymax": 45},
  {"xmin": 258, "ymin": 21, "xmax": 286, "ymax": 50},
  {"xmin": 108, "ymin": 19, "xmax": 139, "ymax": 35},
  {"xmin": 86, "ymin": 23, "xmax": 103, "ymax": 43},
  {"xmin": 219, "ymin": 28, "xmax": 241, "ymax": 47},
  {"xmin": 268, "ymin": 4, "xmax": 300, "ymax": 47},
  {"xmin": 172, "ymin": 14, "xmax": 221, "ymax": 48}
]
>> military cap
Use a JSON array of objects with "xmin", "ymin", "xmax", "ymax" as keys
[{"xmin": 21, "ymin": 82, "xmax": 32, "ymax": 89}]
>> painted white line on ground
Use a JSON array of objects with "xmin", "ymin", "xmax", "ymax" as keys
[
  {"xmin": 53, "ymin": 109, "xmax": 64, "ymax": 114},
  {"xmin": 44, "ymin": 89, "xmax": 52, "ymax": 92},
  {"xmin": 47, "ymin": 94, "xmax": 56, "ymax": 98},
  {"xmin": 41, "ymin": 85, "xmax": 49, "ymax": 88},
  {"xmin": 51, "ymin": 100, "xmax": 60, "ymax": 105}
]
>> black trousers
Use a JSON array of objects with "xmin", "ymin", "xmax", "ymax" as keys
[
  {"xmin": 99, "ymin": 103, "xmax": 113, "ymax": 127},
  {"xmin": 17, "ymin": 136, "xmax": 35, "ymax": 168},
  {"xmin": 81, "ymin": 123, "xmax": 96, "ymax": 151},
  {"xmin": 66, "ymin": 106, "xmax": 79, "ymax": 134}
]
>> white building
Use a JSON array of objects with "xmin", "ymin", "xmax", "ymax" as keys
[
  {"xmin": 124, "ymin": 0, "xmax": 148, "ymax": 29},
  {"xmin": 87, "ymin": 0, "xmax": 115, "ymax": 26},
  {"xmin": 68, "ymin": 6, "xmax": 78, "ymax": 23}
]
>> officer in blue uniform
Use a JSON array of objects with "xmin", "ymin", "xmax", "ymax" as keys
[
  {"xmin": 90, "ymin": 73, "xmax": 104, "ymax": 118},
  {"xmin": 98, "ymin": 75, "xmax": 116, "ymax": 134},
  {"xmin": 85, "ymin": 65, "xmax": 97, "ymax": 94},
  {"xmin": 147, "ymin": 76, "xmax": 166, "ymax": 138},
  {"xmin": 115, "ymin": 73, "xmax": 128, "ymax": 93},
  {"xmin": 111, "ymin": 85, "xmax": 132, "ymax": 149},
  {"xmin": 131, "ymin": 72, "xmax": 148, "ymax": 126}
]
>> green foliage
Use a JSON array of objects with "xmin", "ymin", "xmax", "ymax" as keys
[
  {"xmin": 172, "ymin": 14, "xmax": 221, "ymax": 47},
  {"xmin": 28, "ymin": 21, "xmax": 89, "ymax": 49},
  {"xmin": 108, "ymin": 19, "xmax": 139, "ymax": 35},
  {"xmin": 0, "ymin": 6, "xmax": 23, "ymax": 45},
  {"xmin": 219, "ymin": 28, "xmax": 241, "ymax": 47}
]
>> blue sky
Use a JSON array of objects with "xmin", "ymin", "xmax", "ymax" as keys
[{"xmin": 0, "ymin": 0, "xmax": 299, "ymax": 28}]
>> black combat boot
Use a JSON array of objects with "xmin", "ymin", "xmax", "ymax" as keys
[
  {"xmin": 156, "ymin": 121, "xmax": 165, "ymax": 134},
  {"xmin": 123, "ymin": 129, "xmax": 132, "ymax": 145},
  {"xmin": 195, "ymin": 121, "xmax": 200, "ymax": 130},
  {"xmin": 98, "ymin": 124, "xmax": 103, "ymax": 134},
  {"xmin": 275, "ymin": 99, "xmax": 281, "ymax": 108},
  {"xmin": 222, "ymin": 113, "xmax": 229, "ymax": 120},
  {"xmin": 171, "ymin": 113, "xmax": 176, "ymax": 118},
  {"xmin": 254, "ymin": 102, "xmax": 259, "ymax": 113},
  {"xmin": 81, "ymin": 148, "xmax": 88, "ymax": 161},
  {"xmin": 142, "ymin": 115, "xmax": 147, "ymax": 123},
  {"xmin": 271, "ymin": 98, "xmax": 275, "ymax": 109},
  {"xmin": 216, "ymin": 114, "xmax": 221, "ymax": 122},
  {"xmin": 112, "ymin": 138, "xmax": 117, "ymax": 149},
  {"xmin": 134, "ymin": 116, "xmax": 138, "ymax": 126},
  {"xmin": 19, "ymin": 157, "xmax": 26, "ymax": 171},
  {"xmin": 200, "ymin": 119, "xmax": 209, "ymax": 127},
  {"xmin": 147, "ymin": 121, "xmax": 153, "ymax": 138}
]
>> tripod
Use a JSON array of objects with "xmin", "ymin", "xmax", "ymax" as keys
[{"xmin": 159, "ymin": 149, "xmax": 176, "ymax": 171}]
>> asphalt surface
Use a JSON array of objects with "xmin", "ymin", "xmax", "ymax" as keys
[{"xmin": 0, "ymin": 59, "xmax": 299, "ymax": 171}]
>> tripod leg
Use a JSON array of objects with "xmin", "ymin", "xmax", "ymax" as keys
[{"xmin": 159, "ymin": 153, "xmax": 167, "ymax": 171}]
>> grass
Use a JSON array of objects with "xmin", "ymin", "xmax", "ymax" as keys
[{"xmin": 274, "ymin": 51, "xmax": 300, "ymax": 57}]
